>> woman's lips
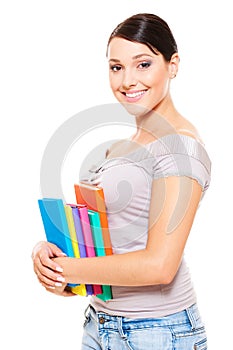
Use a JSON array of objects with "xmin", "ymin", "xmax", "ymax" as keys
[{"xmin": 122, "ymin": 89, "xmax": 147, "ymax": 103}]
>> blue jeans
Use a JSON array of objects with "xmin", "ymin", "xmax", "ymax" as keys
[{"xmin": 81, "ymin": 304, "xmax": 207, "ymax": 350}]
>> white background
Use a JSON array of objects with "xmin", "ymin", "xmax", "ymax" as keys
[{"xmin": 1, "ymin": 1, "xmax": 232, "ymax": 349}]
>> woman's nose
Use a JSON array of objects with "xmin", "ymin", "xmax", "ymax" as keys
[{"xmin": 122, "ymin": 68, "xmax": 137, "ymax": 90}]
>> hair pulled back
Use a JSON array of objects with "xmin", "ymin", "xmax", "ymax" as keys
[{"xmin": 107, "ymin": 13, "xmax": 178, "ymax": 62}]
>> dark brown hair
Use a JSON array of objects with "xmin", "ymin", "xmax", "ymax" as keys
[{"xmin": 107, "ymin": 13, "xmax": 178, "ymax": 62}]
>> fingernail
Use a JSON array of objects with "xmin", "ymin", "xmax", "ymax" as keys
[
  {"xmin": 48, "ymin": 286, "xmax": 55, "ymax": 289},
  {"xmin": 57, "ymin": 276, "xmax": 65, "ymax": 282},
  {"xmin": 56, "ymin": 266, "xmax": 63, "ymax": 272},
  {"xmin": 55, "ymin": 282, "xmax": 63, "ymax": 287}
]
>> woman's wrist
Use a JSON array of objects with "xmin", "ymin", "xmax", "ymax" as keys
[{"xmin": 52, "ymin": 256, "xmax": 77, "ymax": 284}]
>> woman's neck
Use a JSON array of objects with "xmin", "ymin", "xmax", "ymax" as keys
[{"xmin": 132, "ymin": 96, "xmax": 181, "ymax": 143}]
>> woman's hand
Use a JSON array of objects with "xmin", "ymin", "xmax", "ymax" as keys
[{"xmin": 32, "ymin": 241, "xmax": 68, "ymax": 291}]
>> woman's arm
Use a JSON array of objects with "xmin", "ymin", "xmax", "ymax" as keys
[{"xmin": 53, "ymin": 176, "xmax": 202, "ymax": 287}]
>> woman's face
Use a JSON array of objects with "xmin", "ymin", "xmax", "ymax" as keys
[{"xmin": 107, "ymin": 37, "xmax": 177, "ymax": 116}]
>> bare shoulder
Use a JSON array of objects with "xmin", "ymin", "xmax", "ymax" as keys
[{"xmin": 175, "ymin": 115, "xmax": 204, "ymax": 144}]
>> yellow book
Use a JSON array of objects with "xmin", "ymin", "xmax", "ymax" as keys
[{"xmin": 64, "ymin": 205, "xmax": 87, "ymax": 296}]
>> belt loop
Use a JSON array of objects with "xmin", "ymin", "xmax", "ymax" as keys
[
  {"xmin": 117, "ymin": 316, "xmax": 127, "ymax": 340},
  {"xmin": 84, "ymin": 304, "xmax": 91, "ymax": 319},
  {"xmin": 186, "ymin": 305, "xmax": 197, "ymax": 331}
]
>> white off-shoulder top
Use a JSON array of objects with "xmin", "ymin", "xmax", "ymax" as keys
[{"xmin": 79, "ymin": 133, "xmax": 212, "ymax": 318}]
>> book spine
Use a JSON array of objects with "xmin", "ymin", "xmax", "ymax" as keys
[
  {"xmin": 78, "ymin": 205, "xmax": 100, "ymax": 295},
  {"xmin": 69, "ymin": 205, "xmax": 93, "ymax": 296},
  {"xmin": 64, "ymin": 205, "xmax": 86, "ymax": 295},
  {"xmin": 88, "ymin": 209, "xmax": 112, "ymax": 301},
  {"xmin": 38, "ymin": 198, "xmax": 74, "ymax": 257},
  {"xmin": 70, "ymin": 206, "xmax": 87, "ymax": 258},
  {"xmin": 88, "ymin": 210, "xmax": 105, "ymax": 257},
  {"xmin": 78, "ymin": 206, "xmax": 96, "ymax": 257},
  {"xmin": 78, "ymin": 206, "xmax": 102, "ymax": 295},
  {"xmin": 57, "ymin": 200, "xmax": 75, "ymax": 257},
  {"xmin": 64, "ymin": 205, "xmax": 81, "ymax": 258},
  {"xmin": 95, "ymin": 189, "xmax": 113, "ymax": 256}
]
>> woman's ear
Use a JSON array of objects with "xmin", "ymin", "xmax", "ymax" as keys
[{"xmin": 169, "ymin": 53, "xmax": 180, "ymax": 78}]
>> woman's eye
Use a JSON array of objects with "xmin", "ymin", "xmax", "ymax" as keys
[
  {"xmin": 110, "ymin": 65, "xmax": 122, "ymax": 72},
  {"xmin": 138, "ymin": 61, "xmax": 151, "ymax": 69}
]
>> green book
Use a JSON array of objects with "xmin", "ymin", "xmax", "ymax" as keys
[{"xmin": 88, "ymin": 209, "xmax": 113, "ymax": 301}]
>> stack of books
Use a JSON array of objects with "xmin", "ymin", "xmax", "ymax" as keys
[{"xmin": 38, "ymin": 182, "xmax": 113, "ymax": 301}]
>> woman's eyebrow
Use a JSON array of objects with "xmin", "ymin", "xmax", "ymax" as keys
[
  {"xmin": 108, "ymin": 58, "xmax": 121, "ymax": 63},
  {"xmin": 132, "ymin": 53, "xmax": 153, "ymax": 59},
  {"xmin": 109, "ymin": 53, "xmax": 153, "ymax": 63}
]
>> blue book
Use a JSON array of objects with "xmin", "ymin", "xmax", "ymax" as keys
[
  {"xmin": 38, "ymin": 198, "xmax": 74, "ymax": 256},
  {"xmin": 38, "ymin": 198, "xmax": 77, "ymax": 287}
]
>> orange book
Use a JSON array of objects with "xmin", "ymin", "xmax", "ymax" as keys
[{"xmin": 74, "ymin": 182, "xmax": 113, "ymax": 256}]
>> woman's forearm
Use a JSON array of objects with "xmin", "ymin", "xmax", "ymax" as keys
[{"xmin": 54, "ymin": 249, "xmax": 167, "ymax": 287}]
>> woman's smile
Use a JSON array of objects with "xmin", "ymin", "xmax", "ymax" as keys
[{"xmin": 121, "ymin": 89, "xmax": 148, "ymax": 102}]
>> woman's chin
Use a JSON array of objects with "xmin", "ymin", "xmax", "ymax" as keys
[{"xmin": 121, "ymin": 102, "xmax": 150, "ymax": 118}]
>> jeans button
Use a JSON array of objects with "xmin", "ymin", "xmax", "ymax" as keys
[{"xmin": 99, "ymin": 317, "xmax": 105, "ymax": 324}]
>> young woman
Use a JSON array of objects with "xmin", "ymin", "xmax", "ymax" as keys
[{"xmin": 32, "ymin": 13, "xmax": 211, "ymax": 350}]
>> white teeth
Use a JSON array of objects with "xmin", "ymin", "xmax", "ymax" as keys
[{"xmin": 125, "ymin": 90, "xmax": 146, "ymax": 98}]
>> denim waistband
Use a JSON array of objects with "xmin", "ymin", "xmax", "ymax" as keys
[{"xmin": 85, "ymin": 303, "xmax": 201, "ymax": 331}]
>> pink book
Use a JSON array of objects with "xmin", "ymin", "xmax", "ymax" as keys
[{"xmin": 77, "ymin": 204, "xmax": 102, "ymax": 295}]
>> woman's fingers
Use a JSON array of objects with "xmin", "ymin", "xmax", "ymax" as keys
[
  {"xmin": 46, "ymin": 242, "xmax": 67, "ymax": 258},
  {"xmin": 32, "ymin": 241, "xmax": 66, "ymax": 286},
  {"xmin": 35, "ymin": 259, "xmax": 66, "ymax": 287},
  {"xmin": 39, "ymin": 247, "xmax": 64, "ymax": 273},
  {"xmin": 32, "ymin": 241, "xmax": 75, "ymax": 297}
]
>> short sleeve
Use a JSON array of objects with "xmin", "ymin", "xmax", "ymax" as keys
[
  {"xmin": 150, "ymin": 134, "xmax": 211, "ymax": 193},
  {"xmin": 152, "ymin": 153, "xmax": 211, "ymax": 192}
]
